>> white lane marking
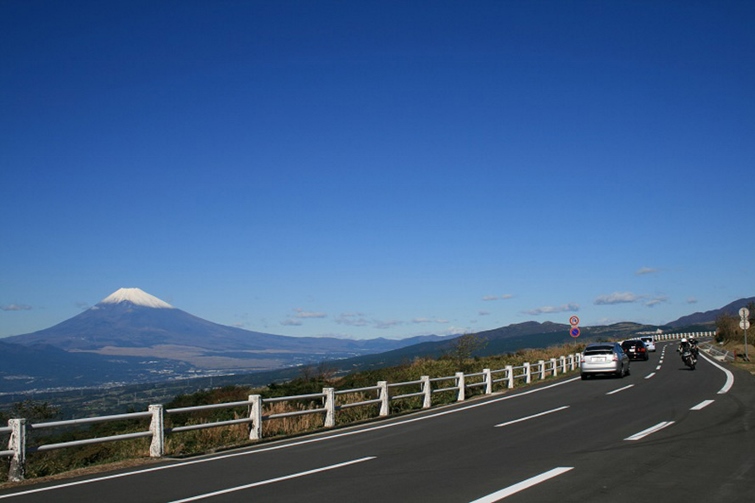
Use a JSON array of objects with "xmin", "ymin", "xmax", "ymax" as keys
[
  {"xmin": 625, "ymin": 421, "xmax": 675, "ymax": 441},
  {"xmin": 698, "ymin": 352, "xmax": 735, "ymax": 394},
  {"xmin": 606, "ymin": 384, "xmax": 634, "ymax": 395},
  {"xmin": 167, "ymin": 456, "xmax": 376, "ymax": 503},
  {"xmin": 691, "ymin": 400, "xmax": 714, "ymax": 411},
  {"xmin": 655, "ymin": 365, "xmax": 662, "ymax": 370},
  {"xmin": 0, "ymin": 378, "xmax": 581, "ymax": 499},
  {"xmin": 494, "ymin": 406, "xmax": 570, "ymax": 427},
  {"xmin": 645, "ymin": 372, "xmax": 656, "ymax": 379},
  {"xmin": 469, "ymin": 467, "xmax": 574, "ymax": 503}
]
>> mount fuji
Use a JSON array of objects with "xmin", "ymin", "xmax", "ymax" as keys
[{"xmin": 5, "ymin": 288, "xmax": 448, "ymax": 374}]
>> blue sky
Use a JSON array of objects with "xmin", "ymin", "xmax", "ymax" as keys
[{"xmin": 2, "ymin": 1, "xmax": 753, "ymax": 340}]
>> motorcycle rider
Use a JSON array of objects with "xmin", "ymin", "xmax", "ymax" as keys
[{"xmin": 678, "ymin": 337, "xmax": 697, "ymax": 366}]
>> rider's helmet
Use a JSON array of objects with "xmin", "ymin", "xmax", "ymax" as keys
[{"xmin": 681, "ymin": 338, "xmax": 687, "ymax": 343}]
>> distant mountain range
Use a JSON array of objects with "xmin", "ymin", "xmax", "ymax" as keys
[
  {"xmin": 2, "ymin": 288, "xmax": 752, "ymax": 395},
  {"xmin": 666, "ymin": 297, "xmax": 755, "ymax": 328}
]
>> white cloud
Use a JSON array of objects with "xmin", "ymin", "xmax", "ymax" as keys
[
  {"xmin": 523, "ymin": 303, "xmax": 579, "ymax": 316},
  {"xmin": 687, "ymin": 297, "xmax": 698, "ymax": 304},
  {"xmin": 478, "ymin": 310, "xmax": 490, "ymax": 316},
  {"xmin": 594, "ymin": 292, "xmax": 641, "ymax": 305},
  {"xmin": 280, "ymin": 318, "xmax": 303, "ymax": 326},
  {"xmin": 293, "ymin": 308, "xmax": 327, "ymax": 319},
  {"xmin": 1, "ymin": 304, "xmax": 32, "ymax": 311},
  {"xmin": 635, "ymin": 267, "xmax": 658, "ymax": 275},
  {"xmin": 335, "ymin": 313, "xmax": 370, "ymax": 327},
  {"xmin": 412, "ymin": 317, "xmax": 449, "ymax": 324},
  {"xmin": 482, "ymin": 294, "xmax": 513, "ymax": 301},
  {"xmin": 645, "ymin": 296, "xmax": 668, "ymax": 307}
]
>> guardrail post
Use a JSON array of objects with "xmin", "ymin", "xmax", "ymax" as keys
[
  {"xmin": 8, "ymin": 418, "xmax": 26, "ymax": 482},
  {"xmin": 560, "ymin": 356, "xmax": 567, "ymax": 373},
  {"xmin": 248, "ymin": 394, "xmax": 262, "ymax": 440},
  {"xmin": 148, "ymin": 404, "xmax": 164, "ymax": 458},
  {"xmin": 550, "ymin": 358, "xmax": 558, "ymax": 377},
  {"xmin": 323, "ymin": 388, "xmax": 335, "ymax": 427},
  {"xmin": 505, "ymin": 365, "xmax": 514, "ymax": 389},
  {"xmin": 483, "ymin": 369, "xmax": 492, "ymax": 394},
  {"xmin": 421, "ymin": 376, "xmax": 431, "ymax": 408},
  {"xmin": 538, "ymin": 360, "xmax": 545, "ymax": 380},
  {"xmin": 378, "ymin": 381, "xmax": 389, "ymax": 417},
  {"xmin": 456, "ymin": 372, "xmax": 465, "ymax": 402},
  {"xmin": 524, "ymin": 362, "xmax": 531, "ymax": 384}
]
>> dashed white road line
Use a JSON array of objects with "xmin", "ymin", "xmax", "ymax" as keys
[
  {"xmin": 494, "ymin": 406, "xmax": 570, "ymax": 428},
  {"xmin": 167, "ymin": 456, "xmax": 376, "ymax": 503},
  {"xmin": 644, "ymin": 372, "xmax": 656, "ymax": 379},
  {"xmin": 625, "ymin": 421, "xmax": 675, "ymax": 441},
  {"xmin": 469, "ymin": 467, "xmax": 574, "ymax": 502},
  {"xmin": 691, "ymin": 400, "xmax": 714, "ymax": 411},
  {"xmin": 606, "ymin": 384, "xmax": 634, "ymax": 395}
]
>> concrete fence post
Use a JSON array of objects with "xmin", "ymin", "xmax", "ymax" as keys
[
  {"xmin": 248, "ymin": 394, "xmax": 262, "ymax": 440},
  {"xmin": 505, "ymin": 365, "xmax": 514, "ymax": 389},
  {"xmin": 378, "ymin": 381, "xmax": 389, "ymax": 417},
  {"xmin": 421, "ymin": 376, "xmax": 431, "ymax": 409},
  {"xmin": 539, "ymin": 360, "xmax": 546, "ymax": 380},
  {"xmin": 524, "ymin": 362, "xmax": 531, "ymax": 384},
  {"xmin": 323, "ymin": 388, "xmax": 335, "ymax": 428},
  {"xmin": 8, "ymin": 418, "xmax": 26, "ymax": 482},
  {"xmin": 483, "ymin": 369, "xmax": 492, "ymax": 394},
  {"xmin": 148, "ymin": 405, "xmax": 164, "ymax": 458},
  {"xmin": 560, "ymin": 356, "xmax": 567, "ymax": 373},
  {"xmin": 456, "ymin": 372, "xmax": 465, "ymax": 402}
]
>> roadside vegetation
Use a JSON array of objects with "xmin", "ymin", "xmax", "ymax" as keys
[
  {"xmin": 715, "ymin": 302, "xmax": 755, "ymax": 370},
  {"xmin": 1, "ymin": 339, "xmax": 584, "ymax": 483}
]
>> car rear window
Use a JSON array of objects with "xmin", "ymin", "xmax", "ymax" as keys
[{"xmin": 585, "ymin": 346, "xmax": 613, "ymax": 355}]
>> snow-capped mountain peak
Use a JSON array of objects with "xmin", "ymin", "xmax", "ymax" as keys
[{"xmin": 99, "ymin": 288, "xmax": 174, "ymax": 309}]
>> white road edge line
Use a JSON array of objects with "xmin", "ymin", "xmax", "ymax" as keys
[
  {"xmin": 625, "ymin": 421, "xmax": 675, "ymax": 441},
  {"xmin": 698, "ymin": 352, "xmax": 735, "ymax": 394},
  {"xmin": 469, "ymin": 467, "xmax": 574, "ymax": 503},
  {"xmin": 606, "ymin": 384, "xmax": 634, "ymax": 395},
  {"xmin": 691, "ymin": 400, "xmax": 714, "ymax": 411},
  {"xmin": 0, "ymin": 378, "xmax": 581, "ymax": 500},
  {"xmin": 494, "ymin": 406, "xmax": 570, "ymax": 427},
  {"xmin": 167, "ymin": 456, "xmax": 376, "ymax": 503}
]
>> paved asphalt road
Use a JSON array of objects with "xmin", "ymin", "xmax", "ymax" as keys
[{"xmin": 2, "ymin": 341, "xmax": 754, "ymax": 502}]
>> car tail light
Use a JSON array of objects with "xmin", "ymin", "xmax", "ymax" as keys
[{"xmin": 612, "ymin": 354, "xmax": 618, "ymax": 361}]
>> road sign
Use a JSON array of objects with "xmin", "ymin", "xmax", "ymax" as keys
[
  {"xmin": 740, "ymin": 307, "xmax": 750, "ymax": 320},
  {"xmin": 570, "ymin": 327, "xmax": 581, "ymax": 338},
  {"xmin": 741, "ymin": 320, "xmax": 751, "ymax": 330},
  {"xmin": 569, "ymin": 316, "xmax": 580, "ymax": 326}
]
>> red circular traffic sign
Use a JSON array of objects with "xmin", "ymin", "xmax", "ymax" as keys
[
  {"xmin": 569, "ymin": 316, "xmax": 580, "ymax": 326},
  {"xmin": 570, "ymin": 327, "xmax": 581, "ymax": 338}
]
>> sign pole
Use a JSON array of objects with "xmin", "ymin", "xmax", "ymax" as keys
[{"xmin": 740, "ymin": 308, "xmax": 750, "ymax": 361}]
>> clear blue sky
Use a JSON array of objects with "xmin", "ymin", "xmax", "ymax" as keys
[{"xmin": 2, "ymin": 1, "xmax": 753, "ymax": 340}]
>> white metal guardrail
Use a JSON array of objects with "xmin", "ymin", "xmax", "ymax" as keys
[{"xmin": 1, "ymin": 331, "xmax": 713, "ymax": 482}]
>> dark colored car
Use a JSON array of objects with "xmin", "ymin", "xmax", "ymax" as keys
[{"xmin": 621, "ymin": 340, "xmax": 649, "ymax": 361}]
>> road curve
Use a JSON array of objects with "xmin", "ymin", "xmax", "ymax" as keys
[{"xmin": 2, "ymin": 341, "xmax": 753, "ymax": 502}]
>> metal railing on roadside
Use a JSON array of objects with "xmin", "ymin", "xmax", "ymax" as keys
[
  {"xmin": 2, "ymin": 351, "xmax": 587, "ymax": 482},
  {"xmin": 2, "ymin": 331, "xmax": 716, "ymax": 482}
]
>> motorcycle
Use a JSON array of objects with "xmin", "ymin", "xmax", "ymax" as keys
[{"xmin": 681, "ymin": 349, "xmax": 697, "ymax": 370}]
